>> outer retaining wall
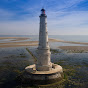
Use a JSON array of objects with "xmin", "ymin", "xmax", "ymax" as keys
[{"xmin": 21, "ymin": 64, "xmax": 63, "ymax": 85}]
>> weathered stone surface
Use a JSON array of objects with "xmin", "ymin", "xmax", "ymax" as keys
[
  {"xmin": 36, "ymin": 9, "xmax": 52, "ymax": 71},
  {"xmin": 25, "ymin": 63, "xmax": 63, "ymax": 80}
]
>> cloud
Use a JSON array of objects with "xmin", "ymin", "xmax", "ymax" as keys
[
  {"xmin": 45, "ymin": 0, "xmax": 85, "ymax": 11},
  {"xmin": 0, "ymin": 9, "xmax": 14, "ymax": 20},
  {"xmin": 0, "ymin": 0, "xmax": 88, "ymax": 35},
  {"xmin": 47, "ymin": 10, "xmax": 88, "ymax": 35},
  {"xmin": 0, "ymin": 20, "xmax": 39, "ymax": 35},
  {"xmin": 48, "ymin": 11, "xmax": 88, "ymax": 26}
]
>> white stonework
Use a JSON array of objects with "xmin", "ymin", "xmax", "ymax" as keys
[
  {"xmin": 25, "ymin": 63, "xmax": 63, "ymax": 80},
  {"xmin": 24, "ymin": 9, "xmax": 63, "ymax": 84},
  {"xmin": 36, "ymin": 9, "xmax": 52, "ymax": 71}
]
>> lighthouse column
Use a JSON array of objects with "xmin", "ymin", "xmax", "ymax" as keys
[
  {"xmin": 36, "ymin": 9, "xmax": 52, "ymax": 71},
  {"xmin": 24, "ymin": 8, "xmax": 63, "ymax": 84}
]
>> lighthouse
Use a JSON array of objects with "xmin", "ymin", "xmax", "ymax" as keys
[
  {"xmin": 24, "ymin": 8, "xmax": 63, "ymax": 84},
  {"xmin": 36, "ymin": 8, "xmax": 52, "ymax": 71}
]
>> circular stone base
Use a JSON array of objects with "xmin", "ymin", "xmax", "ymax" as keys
[{"xmin": 21, "ymin": 63, "xmax": 63, "ymax": 85}]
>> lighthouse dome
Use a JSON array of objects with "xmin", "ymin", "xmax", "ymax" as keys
[
  {"xmin": 41, "ymin": 8, "xmax": 45, "ymax": 11},
  {"xmin": 41, "ymin": 8, "xmax": 46, "ymax": 15}
]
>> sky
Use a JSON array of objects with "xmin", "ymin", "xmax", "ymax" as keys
[{"xmin": 0, "ymin": 0, "xmax": 88, "ymax": 35}]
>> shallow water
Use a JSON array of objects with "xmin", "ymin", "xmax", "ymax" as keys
[
  {"xmin": 0, "ymin": 35, "xmax": 88, "ymax": 48},
  {"xmin": 0, "ymin": 46, "xmax": 88, "ymax": 87},
  {"xmin": 1, "ymin": 35, "xmax": 88, "ymax": 42}
]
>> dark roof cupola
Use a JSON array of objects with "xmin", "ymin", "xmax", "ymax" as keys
[{"xmin": 41, "ymin": 8, "xmax": 45, "ymax": 14}]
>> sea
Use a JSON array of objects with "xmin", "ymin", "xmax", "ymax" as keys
[{"xmin": 0, "ymin": 35, "xmax": 88, "ymax": 48}]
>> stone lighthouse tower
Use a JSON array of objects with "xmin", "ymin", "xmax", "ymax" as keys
[
  {"xmin": 36, "ymin": 8, "xmax": 52, "ymax": 71},
  {"xmin": 24, "ymin": 8, "xmax": 63, "ymax": 84}
]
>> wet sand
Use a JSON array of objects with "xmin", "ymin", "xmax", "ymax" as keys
[
  {"xmin": 49, "ymin": 38, "xmax": 63, "ymax": 42},
  {"xmin": 49, "ymin": 38, "xmax": 88, "ymax": 45},
  {"xmin": 59, "ymin": 46, "xmax": 88, "ymax": 53},
  {"xmin": 0, "ymin": 44, "xmax": 38, "ymax": 48},
  {"xmin": 0, "ymin": 37, "xmax": 37, "ymax": 47},
  {"xmin": 0, "ymin": 38, "xmax": 88, "ymax": 87},
  {"xmin": 0, "ymin": 41, "xmax": 38, "ymax": 48},
  {"xmin": 0, "ymin": 37, "xmax": 30, "ymax": 41},
  {"xmin": 0, "ymin": 37, "xmax": 88, "ymax": 48},
  {"xmin": 59, "ymin": 46, "xmax": 88, "ymax": 51}
]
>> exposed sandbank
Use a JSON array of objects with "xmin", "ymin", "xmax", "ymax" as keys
[
  {"xmin": 49, "ymin": 38, "xmax": 88, "ymax": 45},
  {"xmin": 49, "ymin": 38, "xmax": 63, "ymax": 42},
  {"xmin": 0, "ymin": 41, "xmax": 38, "ymax": 48},
  {"xmin": 59, "ymin": 46, "xmax": 88, "ymax": 51},
  {"xmin": 0, "ymin": 44, "xmax": 38, "ymax": 48},
  {"xmin": 0, "ymin": 37, "xmax": 88, "ymax": 48},
  {"xmin": 0, "ymin": 37, "xmax": 30, "ymax": 41}
]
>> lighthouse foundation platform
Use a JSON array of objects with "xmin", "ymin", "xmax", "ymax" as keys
[{"xmin": 21, "ymin": 63, "xmax": 63, "ymax": 84}]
